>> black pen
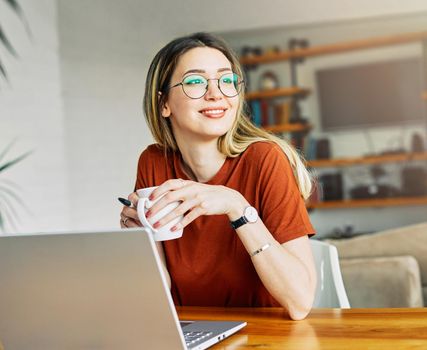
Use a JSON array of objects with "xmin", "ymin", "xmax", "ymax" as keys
[{"xmin": 118, "ymin": 197, "xmax": 132, "ymax": 207}]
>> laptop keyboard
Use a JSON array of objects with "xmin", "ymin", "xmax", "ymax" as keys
[{"xmin": 183, "ymin": 331, "xmax": 213, "ymax": 347}]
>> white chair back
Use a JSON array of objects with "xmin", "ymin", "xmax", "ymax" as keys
[{"xmin": 310, "ymin": 240, "xmax": 350, "ymax": 308}]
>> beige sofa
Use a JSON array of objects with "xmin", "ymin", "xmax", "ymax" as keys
[{"xmin": 326, "ymin": 222, "xmax": 427, "ymax": 308}]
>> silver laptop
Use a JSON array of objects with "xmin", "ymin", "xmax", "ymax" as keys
[{"xmin": 0, "ymin": 228, "xmax": 246, "ymax": 350}]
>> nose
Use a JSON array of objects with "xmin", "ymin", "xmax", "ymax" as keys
[{"xmin": 204, "ymin": 79, "xmax": 223, "ymax": 100}]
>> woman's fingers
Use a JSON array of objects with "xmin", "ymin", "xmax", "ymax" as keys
[
  {"xmin": 120, "ymin": 211, "xmax": 142, "ymax": 228},
  {"xmin": 149, "ymin": 178, "xmax": 187, "ymax": 201},
  {"xmin": 120, "ymin": 191, "xmax": 142, "ymax": 228},
  {"xmin": 151, "ymin": 198, "xmax": 199, "ymax": 229},
  {"xmin": 147, "ymin": 181, "xmax": 195, "ymax": 216},
  {"xmin": 137, "ymin": 180, "xmax": 235, "ymax": 230},
  {"xmin": 121, "ymin": 205, "xmax": 139, "ymax": 221},
  {"xmin": 175, "ymin": 206, "xmax": 205, "ymax": 230},
  {"xmin": 128, "ymin": 192, "xmax": 140, "ymax": 207},
  {"xmin": 121, "ymin": 216, "xmax": 140, "ymax": 228}
]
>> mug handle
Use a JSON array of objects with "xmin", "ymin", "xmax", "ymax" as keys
[{"xmin": 137, "ymin": 197, "xmax": 158, "ymax": 233}]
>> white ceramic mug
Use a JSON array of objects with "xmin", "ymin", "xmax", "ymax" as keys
[{"xmin": 136, "ymin": 186, "xmax": 184, "ymax": 241}]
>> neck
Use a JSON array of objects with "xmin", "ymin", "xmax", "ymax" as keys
[{"xmin": 176, "ymin": 139, "xmax": 226, "ymax": 183}]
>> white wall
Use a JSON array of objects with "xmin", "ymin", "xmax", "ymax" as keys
[
  {"xmin": 57, "ymin": 1, "xmax": 154, "ymax": 230},
  {"xmin": 0, "ymin": 0, "xmax": 69, "ymax": 233},
  {"xmin": 3, "ymin": 0, "xmax": 427, "ymax": 233}
]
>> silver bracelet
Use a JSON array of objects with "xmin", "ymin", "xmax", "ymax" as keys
[{"xmin": 250, "ymin": 243, "xmax": 271, "ymax": 257}]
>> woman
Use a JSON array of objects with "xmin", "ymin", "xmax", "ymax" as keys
[{"xmin": 120, "ymin": 32, "xmax": 316, "ymax": 320}]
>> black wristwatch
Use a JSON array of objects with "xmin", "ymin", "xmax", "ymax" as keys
[{"xmin": 230, "ymin": 206, "xmax": 258, "ymax": 230}]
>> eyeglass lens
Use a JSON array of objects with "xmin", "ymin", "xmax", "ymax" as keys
[{"xmin": 182, "ymin": 73, "xmax": 242, "ymax": 98}]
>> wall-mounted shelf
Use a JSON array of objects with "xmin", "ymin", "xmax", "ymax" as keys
[
  {"xmin": 245, "ymin": 87, "xmax": 310, "ymax": 101},
  {"xmin": 307, "ymin": 152, "xmax": 427, "ymax": 168},
  {"xmin": 264, "ymin": 123, "xmax": 311, "ymax": 133},
  {"xmin": 240, "ymin": 30, "xmax": 427, "ymax": 212},
  {"xmin": 240, "ymin": 31, "xmax": 427, "ymax": 65},
  {"xmin": 307, "ymin": 196, "xmax": 427, "ymax": 209},
  {"xmin": 307, "ymin": 152, "xmax": 427, "ymax": 209}
]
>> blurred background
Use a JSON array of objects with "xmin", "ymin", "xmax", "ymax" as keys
[{"xmin": 1, "ymin": 0, "xmax": 427, "ymax": 238}]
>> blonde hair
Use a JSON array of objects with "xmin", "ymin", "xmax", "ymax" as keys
[{"xmin": 143, "ymin": 32, "xmax": 312, "ymax": 199}]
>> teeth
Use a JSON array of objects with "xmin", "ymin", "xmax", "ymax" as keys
[{"xmin": 202, "ymin": 109, "xmax": 225, "ymax": 114}]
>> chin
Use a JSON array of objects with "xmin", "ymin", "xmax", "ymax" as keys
[
  {"xmin": 203, "ymin": 124, "xmax": 233, "ymax": 138},
  {"xmin": 175, "ymin": 113, "xmax": 236, "ymax": 141},
  {"xmin": 199, "ymin": 131, "xmax": 229, "ymax": 140}
]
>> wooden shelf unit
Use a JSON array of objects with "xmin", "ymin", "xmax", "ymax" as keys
[
  {"xmin": 240, "ymin": 31, "xmax": 427, "ymax": 65},
  {"xmin": 245, "ymin": 87, "xmax": 310, "ymax": 101},
  {"xmin": 307, "ymin": 152, "xmax": 427, "ymax": 210},
  {"xmin": 307, "ymin": 152, "xmax": 427, "ymax": 168},
  {"xmin": 239, "ymin": 30, "xmax": 427, "ymax": 211},
  {"xmin": 307, "ymin": 196, "xmax": 427, "ymax": 209}
]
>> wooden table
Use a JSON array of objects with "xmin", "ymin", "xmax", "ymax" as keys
[{"xmin": 177, "ymin": 307, "xmax": 427, "ymax": 349}]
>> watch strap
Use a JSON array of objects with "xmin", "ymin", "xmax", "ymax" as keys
[{"xmin": 230, "ymin": 216, "xmax": 248, "ymax": 230}]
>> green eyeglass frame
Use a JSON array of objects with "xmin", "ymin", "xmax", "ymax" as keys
[{"xmin": 166, "ymin": 72, "xmax": 244, "ymax": 99}]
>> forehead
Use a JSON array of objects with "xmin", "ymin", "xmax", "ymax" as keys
[{"xmin": 173, "ymin": 47, "xmax": 232, "ymax": 76}]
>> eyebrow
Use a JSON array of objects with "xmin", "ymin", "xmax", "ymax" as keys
[{"xmin": 182, "ymin": 67, "xmax": 232, "ymax": 77}]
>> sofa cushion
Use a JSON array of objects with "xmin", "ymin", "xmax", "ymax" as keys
[
  {"xmin": 340, "ymin": 255, "xmax": 423, "ymax": 307},
  {"xmin": 326, "ymin": 222, "xmax": 427, "ymax": 285}
]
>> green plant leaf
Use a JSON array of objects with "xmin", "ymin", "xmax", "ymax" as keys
[
  {"xmin": 0, "ymin": 182, "xmax": 24, "ymax": 206},
  {"xmin": 0, "ymin": 137, "xmax": 31, "ymax": 231},
  {"xmin": 0, "ymin": 195, "xmax": 20, "ymax": 231},
  {"xmin": 4, "ymin": 0, "xmax": 23, "ymax": 14},
  {"xmin": 0, "ymin": 138, "xmax": 17, "ymax": 163},
  {"xmin": 0, "ymin": 0, "xmax": 31, "ymax": 83},
  {"xmin": 0, "ymin": 150, "xmax": 32, "ymax": 173},
  {"xmin": 0, "ymin": 202, "xmax": 20, "ymax": 232},
  {"xmin": 3, "ymin": 0, "xmax": 32, "ymax": 38},
  {"xmin": 0, "ymin": 24, "xmax": 18, "ymax": 57},
  {"xmin": 0, "ymin": 181, "xmax": 30, "ymax": 215},
  {"xmin": 0, "ymin": 59, "xmax": 8, "ymax": 80},
  {"xmin": 0, "ymin": 180, "xmax": 30, "ymax": 232},
  {"xmin": 0, "ymin": 182, "xmax": 24, "ymax": 232}
]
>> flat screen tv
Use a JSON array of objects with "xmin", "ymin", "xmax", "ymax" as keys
[{"xmin": 316, "ymin": 58, "xmax": 426, "ymax": 131}]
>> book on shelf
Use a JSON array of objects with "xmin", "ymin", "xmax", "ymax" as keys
[
  {"xmin": 290, "ymin": 133, "xmax": 306, "ymax": 152},
  {"xmin": 268, "ymin": 102, "xmax": 276, "ymax": 126},
  {"xmin": 303, "ymin": 136, "xmax": 317, "ymax": 161},
  {"xmin": 249, "ymin": 99, "xmax": 293, "ymax": 128},
  {"xmin": 249, "ymin": 100, "xmax": 262, "ymax": 126},
  {"xmin": 274, "ymin": 101, "xmax": 291, "ymax": 125},
  {"xmin": 260, "ymin": 99, "xmax": 269, "ymax": 126}
]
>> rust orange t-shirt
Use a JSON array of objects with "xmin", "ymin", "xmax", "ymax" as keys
[{"xmin": 135, "ymin": 141, "xmax": 315, "ymax": 307}]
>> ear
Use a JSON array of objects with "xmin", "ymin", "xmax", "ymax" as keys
[{"xmin": 158, "ymin": 91, "xmax": 171, "ymax": 118}]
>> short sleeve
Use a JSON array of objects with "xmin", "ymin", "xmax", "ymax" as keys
[
  {"xmin": 257, "ymin": 144, "xmax": 315, "ymax": 243},
  {"xmin": 134, "ymin": 149, "xmax": 150, "ymax": 191}
]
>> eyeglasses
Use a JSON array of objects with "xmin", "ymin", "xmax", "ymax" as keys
[{"xmin": 167, "ymin": 72, "xmax": 244, "ymax": 99}]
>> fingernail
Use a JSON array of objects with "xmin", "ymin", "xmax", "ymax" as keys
[
  {"xmin": 145, "ymin": 210, "xmax": 151, "ymax": 218},
  {"xmin": 171, "ymin": 224, "xmax": 180, "ymax": 232},
  {"xmin": 153, "ymin": 221, "xmax": 161, "ymax": 229}
]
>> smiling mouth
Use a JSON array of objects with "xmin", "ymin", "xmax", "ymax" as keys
[{"xmin": 199, "ymin": 108, "xmax": 227, "ymax": 118}]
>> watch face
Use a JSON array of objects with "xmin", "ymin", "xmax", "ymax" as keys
[{"xmin": 244, "ymin": 206, "xmax": 258, "ymax": 223}]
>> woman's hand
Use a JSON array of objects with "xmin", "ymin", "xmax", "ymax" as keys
[
  {"xmin": 119, "ymin": 192, "xmax": 142, "ymax": 228},
  {"xmin": 146, "ymin": 179, "xmax": 248, "ymax": 231}
]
